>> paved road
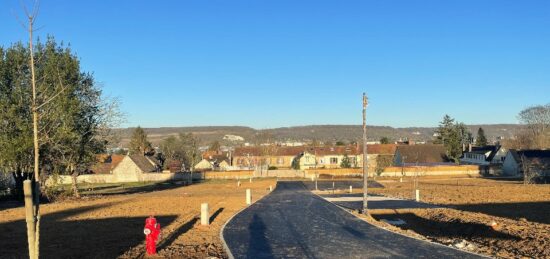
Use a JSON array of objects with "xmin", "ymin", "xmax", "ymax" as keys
[{"xmin": 223, "ymin": 181, "xmax": 483, "ymax": 259}]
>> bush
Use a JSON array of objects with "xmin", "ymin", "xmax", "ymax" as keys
[{"xmin": 268, "ymin": 166, "xmax": 278, "ymax": 170}]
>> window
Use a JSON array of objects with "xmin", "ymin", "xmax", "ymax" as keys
[
  {"xmin": 330, "ymin": 157, "xmax": 338, "ymax": 164},
  {"xmin": 277, "ymin": 158, "xmax": 284, "ymax": 165}
]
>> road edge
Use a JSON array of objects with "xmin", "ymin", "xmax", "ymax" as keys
[{"xmin": 219, "ymin": 182, "xmax": 278, "ymax": 259}]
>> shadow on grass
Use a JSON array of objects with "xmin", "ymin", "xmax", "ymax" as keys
[
  {"xmin": 372, "ymin": 212, "xmax": 520, "ymax": 240},
  {"xmin": 453, "ymin": 201, "xmax": 550, "ymax": 225},
  {"xmin": 81, "ymin": 179, "xmax": 204, "ymax": 196},
  {"xmin": 0, "ymin": 202, "xmax": 178, "ymax": 258}
]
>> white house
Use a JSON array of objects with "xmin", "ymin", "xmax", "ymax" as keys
[{"xmin": 460, "ymin": 145, "xmax": 506, "ymax": 165}]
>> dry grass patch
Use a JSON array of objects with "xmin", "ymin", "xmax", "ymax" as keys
[{"xmin": 0, "ymin": 178, "xmax": 276, "ymax": 258}]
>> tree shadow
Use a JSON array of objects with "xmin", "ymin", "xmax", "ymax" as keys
[
  {"xmin": 247, "ymin": 214, "xmax": 274, "ymax": 259},
  {"xmin": 157, "ymin": 217, "xmax": 199, "ymax": 251},
  {"xmin": 342, "ymin": 225, "xmax": 366, "ymax": 239},
  {"xmin": 209, "ymin": 207, "xmax": 224, "ymax": 223},
  {"xmin": 453, "ymin": 201, "xmax": 550, "ymax": 225},
  {"xmin": 372, "ymin": 212, "xmax": 520, "ymax": 240},
  {"xmin": 82, "ymin": 179, "xmax": 188, "ymax": 196},
  {"xmin": 0, "ymin": 202, "xmax": 178, "ymax": 258}
]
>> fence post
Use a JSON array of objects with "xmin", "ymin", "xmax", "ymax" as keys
[
  {"xmin": 201, "ymin": 203, "xmax": 209, "ymax": 226},
  {"xmin": 246, "ymin": 189, "xmax": 251, "ymax": 205}
]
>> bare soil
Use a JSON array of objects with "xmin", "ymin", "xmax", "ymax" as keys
[
  {"xmin": 0, "ymin": 179, "xmax": 275, "ymax": 259},
  {"xmin": 364, "ymin": 176, "xmax": 550, "ymax": 258}
]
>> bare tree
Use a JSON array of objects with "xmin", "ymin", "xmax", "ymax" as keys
[
  {"xmin": 521, "ymin": 155, "xmax": 537, "ymax": 185},
  {"xmin": 517, "ymin": 103, "xmax": 550, "ymax": 149}
]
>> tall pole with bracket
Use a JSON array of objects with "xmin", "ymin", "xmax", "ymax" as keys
[{"xmin": 362, "ymin": 93, "xmax": 368, "ymax": 214}]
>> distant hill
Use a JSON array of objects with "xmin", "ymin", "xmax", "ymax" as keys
[{"xmin": 114, "ymin": 124, "xmax": 522, "ymax": 147}]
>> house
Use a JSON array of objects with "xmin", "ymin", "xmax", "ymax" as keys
[
  {"xmin": 299, "ymin": 144, "xmax": 397, "ymax": 171},
  {"xmin": 502, "ymin": 149, "xmax": 550, "ymax": 177},
  {"xmin": 195, "ymin": 154, "xmax": 231, "ymax": 171},
  {"xmin": 393, "ymin": 144, "xmax": 448, "ymax": 166},
  {"xmin": 112, "ymin": 155, "xmax": 162, "ymax": 182},
  {"xmin": 88, "ymin": 154, "xmax": 125, "ymax": 174},
  {"xmin": 232, "ymin": 146, "xmax": 305, "ymax": 169},
  {"xmin": 460, "ymin": 145, "xmax": 507, "ymax": 165}
]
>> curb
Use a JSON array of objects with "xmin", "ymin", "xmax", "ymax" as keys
[{"xmin": 219, "ymin": 183, "xmax": 278, "ymax": 259}]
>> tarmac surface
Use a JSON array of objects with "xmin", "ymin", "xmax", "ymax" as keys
[{"xmin": 223, "ymin": 181, "xmax": 483, "ymax": 259}]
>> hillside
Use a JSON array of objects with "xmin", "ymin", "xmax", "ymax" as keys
[{"xmin": 114, "ymin": 124, "xmax": 522, "ymax": 147}]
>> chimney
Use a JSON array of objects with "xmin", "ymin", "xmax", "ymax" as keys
[{"xmin": 468, "ymin": 143, "xmax": 472, "ymax": 152}]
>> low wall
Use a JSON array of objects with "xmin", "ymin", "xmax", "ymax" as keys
[
  {"xmin": 203, "ymin": 170, "xmax": 254, "ymax": 179},
  {"xmin": 304, "ymin": 165, "xmax": 483, "ymax": 178},
  {"xmin": 260, "ymin": 169, "xmax": 304, "ymax": 178},
  {"xmin": 380, "ymin": 165, "xmax": 481, "ymax": 177},
  {"xmin": 304, "ymin": 168, "xmax": 363, "ymax": 178},
  {"xmin": 45, "ymin": 164, "xmax": 486, "ymax": 185},
  {"xmin": 46, "ymin": 172, "xmax": 204, "ymax": 185}
]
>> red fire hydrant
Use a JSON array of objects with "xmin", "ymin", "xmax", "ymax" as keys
[{"xmin": 144, "ymin": 216, "xmax": 161, "ymax": 255}]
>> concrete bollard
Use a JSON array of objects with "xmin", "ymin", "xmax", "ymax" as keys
[
  {"xmin": 415, "ymin": 189, "xmax": 420, "ymax": 202},
  {"xmin": 237, "ymin": 181, "xmax": 241, "ymax": 187},
  {"xmin": 246, "ymin": 189, "xmax": 251, "ymax": 205},
  {"xmin": 201, "ymin": 203, "xmax": 209, "ymax": 226},
  {"xmin": 249, "ymin": 178, "xmax": 252, "ymax": 183},
  {"xmin": 349, "ymin": 185, "xmax": 353, "ymax": 193},
  {"xmin": 269, "ymin": 185, "xmax": 273, "ymax": 191},
  {"xmin": 400, "ymin": 177, "xmax": 403, "ymax": 183}
]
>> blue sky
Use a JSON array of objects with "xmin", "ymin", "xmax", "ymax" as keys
[{"xmin": 1, "ymin": 0, "xmax": 549, "ymax": 128}]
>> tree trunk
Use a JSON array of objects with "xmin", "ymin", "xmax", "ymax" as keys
[
  {"xmin": 71, "ymin": 170, "xmax": 80, "ymax": 198},
  {"xmin": 12, "ymin": 170, "xmax": 26, "ymax": 200}
]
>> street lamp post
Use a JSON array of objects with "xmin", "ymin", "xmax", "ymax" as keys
[{"xmin": 362, "ymin": 93, "xmax": 368, "ymax": 214}]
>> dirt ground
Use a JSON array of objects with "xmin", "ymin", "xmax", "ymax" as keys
[
  {"xmin": 0, "ymin": 178, "xmax": 275, "ymax": 259},
  {"xmin": 364, "ymin": 176, "xmax": 550, "ymax": 258}
]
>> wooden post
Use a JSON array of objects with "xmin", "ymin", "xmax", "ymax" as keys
[
  {"xmin": 269, "ymin": 185, "xmax": 273, "ymax": 191},
  {"xmin": 23, "ymin": 180, "xmax": 36, "ymax": 259},
  {"xmin": 246, "ymin": 189, "xmax": 251, "ymax": 205},
  {"xmin": 249, "ymin": 178, "xmax": 252, "ymax": 183},
  {"xmin": 237, "ymin": 181, "xmax": 241, "ymax": 187},
  {"xmin": 415, "ymin": 189, "xmax": 420, "ymax": 202},
  {"xmin": 201, "ymin": 203, "xmax": 209, "ymax": 226},
  {"xmin": 349, "ymin": 185, "xmax": 353, "ymax": 193}
]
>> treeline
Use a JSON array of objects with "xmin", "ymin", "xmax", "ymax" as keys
[{"xmin": 0, "ymin": 38, "xmax": 121, "ymax": 199}]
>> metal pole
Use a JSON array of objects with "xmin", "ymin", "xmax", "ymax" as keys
[{"xmin": 362, "ymin": 93, "xmax": 368, "ymax": 214}]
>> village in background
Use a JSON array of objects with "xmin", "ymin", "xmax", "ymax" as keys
[{"xmin": 15, "ymin": 108, "xmax": 546, "ymax": 191}]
